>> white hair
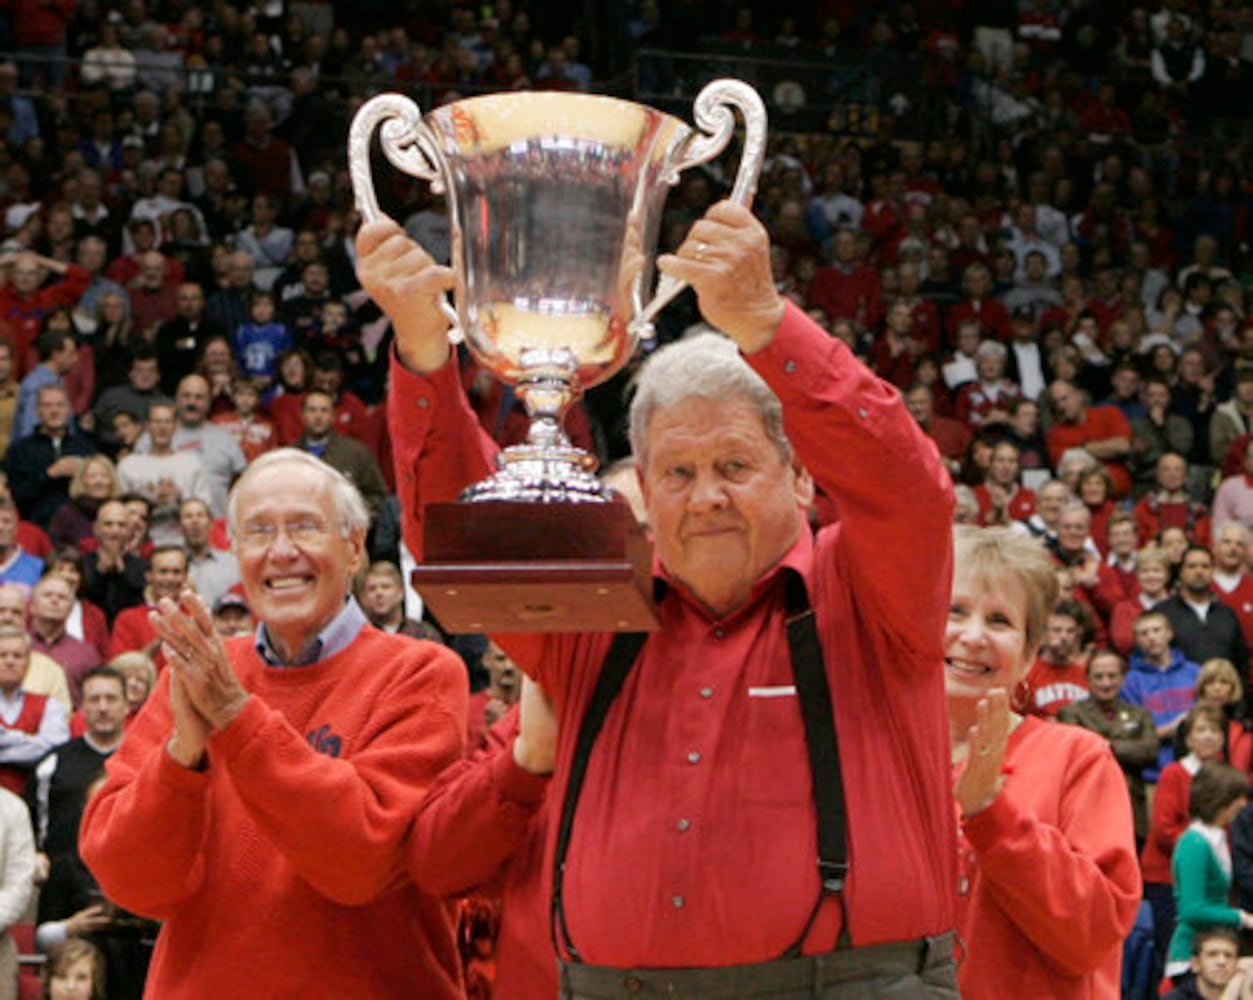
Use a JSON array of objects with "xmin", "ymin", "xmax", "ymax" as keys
[
  {"xmin": 628, "ymin": 331, "xmax": 789, "ymax": 466},
  {"xmin": 226, "ymin": 448, "xmax": 369, "ymax": 538}
]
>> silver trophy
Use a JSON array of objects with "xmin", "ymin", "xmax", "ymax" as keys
[{"xmin": 349, "ymin": 82, "xmax": 766, "ymax": 630}]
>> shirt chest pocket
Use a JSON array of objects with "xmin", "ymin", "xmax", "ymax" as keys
[{"xmin": 736, "ymin": 691, "xmax": 812, "ymax": 807}]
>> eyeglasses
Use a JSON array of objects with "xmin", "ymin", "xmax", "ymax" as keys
[{"xmin": 236, "ymin": 519, "xmax": 334, "ymax": 551}]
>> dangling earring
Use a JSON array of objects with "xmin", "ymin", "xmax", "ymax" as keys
[{"xmin": 1011, "ymin": 677, "xmax": 1032, "ymax": 714}]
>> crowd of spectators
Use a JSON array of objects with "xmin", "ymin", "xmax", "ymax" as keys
[{"xmin": 0, "ymin": 0, "xmax": 1246, "ymax": 995}]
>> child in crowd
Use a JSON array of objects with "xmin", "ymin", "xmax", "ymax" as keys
[
  {"xmin": 232, "ymin": 290, "xmax": 292, "ymax": 392},
  {"xmin": 212, "ymin": 377, "xmax": 276, "ymax": 463}
]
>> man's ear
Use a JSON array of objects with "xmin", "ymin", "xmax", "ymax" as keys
[
  {"xmin": 792, "ymin": 459, "xmax": 815, "ymax": 510},
  {"xmin": 346, "ymin": 528, "xmax": 367, "ymax": 578}
]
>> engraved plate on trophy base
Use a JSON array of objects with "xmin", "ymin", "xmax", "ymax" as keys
[{"xmin": 413, "ymin": 502, "xmax": 658, "ymax": 633}]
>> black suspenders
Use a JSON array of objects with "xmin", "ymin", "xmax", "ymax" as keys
[{"xmin": 550, "ymin": 573, "xmax": 850, "ymax": 962}]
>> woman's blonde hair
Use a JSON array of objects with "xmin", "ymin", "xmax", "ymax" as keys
[
  {"xmin": 1136, "ymin": 544, "xmax": 1171, "ymax": 573},
  {"xmin": 953, "ymin": 526, "xmax": 1058, "ymax": 654},
  {"xmin": 67, "ymin": 454, "xmax": 121, "ymax": 502},
  {"xmin": 1196, "ymin": 658, "xmax": 1244, "ymax": 705},
  {"xmin": 108, "ymin": 650, "xmax": 156, "ymax": 698}
]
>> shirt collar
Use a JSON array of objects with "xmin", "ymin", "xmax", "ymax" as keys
[
  {"xmin": 651, "ymin": 514, "xmax": 814, "ymax": 622},
  {"xmin": 255, "ymin": 596, "xmax": 367, "ymax": 668}
]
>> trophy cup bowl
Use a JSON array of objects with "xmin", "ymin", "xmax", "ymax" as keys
[{"xmin": 350, "ymin": 81, "xmax": 766, "ymax": 631}]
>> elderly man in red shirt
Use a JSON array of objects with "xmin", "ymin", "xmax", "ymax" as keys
[
  {"xmin": 361, "ymin": 202, "xmax": 959, "ymax": 995},
  {"xmin": 1046, "ymin": 379, "xmax": 1136, "ymax": 499}
]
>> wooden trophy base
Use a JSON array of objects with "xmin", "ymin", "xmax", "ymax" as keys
[{"xmin": 412, "ymin": 501, "xmax": 659, "ymax": 633}]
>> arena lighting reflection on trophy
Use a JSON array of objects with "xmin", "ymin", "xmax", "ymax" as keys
[{"xmin": 349, "ymin": 80, "xmax": 766, "ymax": 632}]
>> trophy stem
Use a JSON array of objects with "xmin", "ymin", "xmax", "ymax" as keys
[{"xmin": 459, "ymin": 347, "xmax": 610, "ymax": 504}]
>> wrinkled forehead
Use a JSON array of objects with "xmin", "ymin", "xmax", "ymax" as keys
[{"xmin": 235, "ymin": 463, "xmax": 336, "ymax": 520}]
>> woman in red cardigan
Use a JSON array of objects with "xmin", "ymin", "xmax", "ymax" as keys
[
  {"xmin": 947, "ymin": 526, "xmax": 1140, "ymax": 999},
  {"xmin": 1142, "ymin": 704, "xmax": 1227, "ymax": 987}
]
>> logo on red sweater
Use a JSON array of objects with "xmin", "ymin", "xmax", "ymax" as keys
[{"xmin": 306, "ymin": 724, "xmax": 342, "ymax": 758}]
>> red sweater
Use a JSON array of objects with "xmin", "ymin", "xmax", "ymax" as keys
[
  {"xmin": 80, "ymin": 628, "xmax": 469, "ymax": 998},
  {"xmin": 945, "ymin": 297, "xmax": 1010, "ymax": 344},
  {"xmin": 391, "ymin": 304, "xmax": 959, "ymax": 964},
  {"xmin": 1140, "ymin": 758, "xmax": 1195, "ymax": 885},
  {"xmin": 805, "ymin": 263, "xmax": 883, "ymax": 328},
  {"xmin": 409, "ymin": 706, "xmax": 554, "ymax": 999},
  {"xmin": 1046, "ymin": 406, "xmax": 1135, "ymax": 499},
  {"xmin": 108, "ymin": 603, "xmax": 158, "ymax": 663},
  {"xmin": 1132, "ymin": 495, "xmax": 1212, "ymax": 549},
  {"xmin": 1214, "ymin": 572, "xmax": 1253, "ymax": 658},
  {"xmin": 956, "ymin": 717, "xmax": 1140, "ymax": 999},
  {"xmin": 973, "ymin": 484, "xmax": 1035, "ymax": 526},
  {"xmin": 0, "ymin": 265, "xmax": 89, "ymax": 376}
]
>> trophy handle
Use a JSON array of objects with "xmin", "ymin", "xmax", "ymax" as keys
[
  {"xmin": 636, "ymin": 80, "xmax": 768, "ymax": 327},
  {"xmin": 348, "ymin": 94, "xmax": 463, "ymax": 343}
]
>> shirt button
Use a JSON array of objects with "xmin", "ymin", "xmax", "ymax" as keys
[
  {"xmin": 672, "ymin": 895, "xmax": 685, "ymax": 909},
  {"xmin": 857, "ymin": 406, "xmax": 869, "ymax": 419},
  {"xmin": 687, "ymin": 751, "xmax": 701, "ymax": 764},
  {"xmin": 784, "ymin": 360, "xmax": 797, "ymax": 373},
  {"xmin": 713, "ymin": 627, "xmax": 725, "ymax": 638},
  {"xmin": 677, "ymin": 818, "xmax": 690, "ymax": 832},
  {"xmin": 417, "ymin": 397, "xmax": 429, "ymax": 408},
  {"xmin": 700, "ymin": 686, "xmax": 714, "ymax": 699}
]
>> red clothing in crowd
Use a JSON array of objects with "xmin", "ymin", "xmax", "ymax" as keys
[
  {"xmin": 1104, "ymin": 557, "xmax": 1137, "ymax": 604},
  {"xmin": 211, "ymin": 412, "xmax": 277, "ymax": 463},
  {"xmin": 12, "ymin": 0, "xmax": 73, "ymax": 45},
  {"xmin": 952, "ymin": 380, "xmax": 1022, "ymax": 429},
  {"xmin": 805, "ymin": 262, "xmax": 883, "ymax": 328},
  {"xmin": 461, "ymin": 368, "xmax": 596, "ymax": 456},
  {"xmin": 330, "ymin": 390, "xmax": 372, "ymax": 444},
  {"xmin": 1230, "ymin": 721, "xmax": 1253, "ymax": 775},
  {"xmin": 867, "ymin": 339, "xmax": 916, "ymax": 390},
  {"xmin": 1019, "ymin": 658, "xmax": 1089, "ymax": 718},
  {"xmin": 923, "ymin": 416, "xmax": 972, "ymax": 466},
  {"xmin": 904, "ymin": 298, "xmax": 943, "ymax": 354},
  {"xmin": 269, "ymin": 390, "xmax": 304, "ymax": 444},
  {"xmin": 1045, "ymin": 405, "xmax": 1135, "ymax": 498},
  {"xmin": 972, "ymin": 484, "xmax": 1035, "ymax": 526},
  {"xmin": 108, "ymin": 603, "xmax": 163, "ymax": 670},
  {"xmin": 0, "ymin": 692, "xmax": 50, "ymax": 794},
  {"xmin": 72, "ymin": 598, "xmax": 110, "ymax": 662},
  {"xmin": 231, "ymin": 135, "xmax": 297, "ymax": 198},
  {"xmin": 1087, "ymin": 500, "xmax": 1117, "ymax": 557},
  {"xmin": 1086, "ymin": 561, "xmax": 1132, "ymax": 625},
  {"xmin": 1109, "ymin": 593, "xmax": 1158, "ymax": 657},
  {"xmin": 0, "ymin": 265, "xmax": 90, "ymax": 377},
  {"xmin": 391, "ymin": 304, "xmax": 959, "ymax": 965},
  {"xmin": 80, "ymin": 629, "xmax": 469, "ymax": 998},
  {"xmin": 1140, "ymin": 757, "xmax": 1195, "ymax": 886},
  {"xmin": 945, "ymin": 297, "xmax": 1010, "ymax": 345},
  {"xmin": 1132, "ymin": 495, "xmax": 1212, "ymax": 548},
  {"xmin": 861, "ymin": 198, "xmax": 905, "ymax": 254},
  {"xmin": 955, "ymin": 716, "xmax": 1139, "ymax": 999},
  {"xmin": 1215, "ymin": 573, "xmax": 1253, "ymax": 659},
  {"xmin": 410, "ymin": 706, "xmax": 555, "ymax": 999},
  {"xmin": 104, "ymin": 255, "xmax": 185, "ymax": 289},
  {"xmin": 17, "ymin": 521, "xmax": 51, "ymax": 560}
]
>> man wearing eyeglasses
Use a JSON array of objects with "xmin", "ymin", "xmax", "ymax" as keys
[{"xmin": 78, "ymin": 448, "xmax": 469, "ymax": 998}]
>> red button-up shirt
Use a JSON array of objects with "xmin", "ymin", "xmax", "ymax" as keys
[{"xmin": 391, "ymin": 303, "xmax": 958, "ymax": 967}]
